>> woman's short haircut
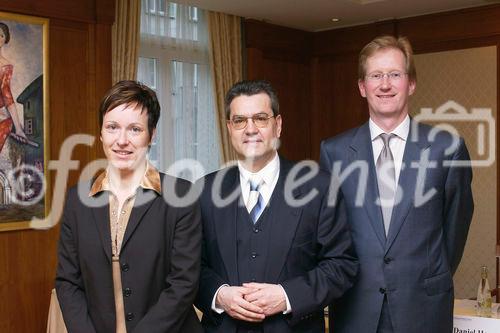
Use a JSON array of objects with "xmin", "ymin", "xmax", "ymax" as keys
[{"xmin": 99, "ymin": 80, "xmax": 160, "ymax": 138}]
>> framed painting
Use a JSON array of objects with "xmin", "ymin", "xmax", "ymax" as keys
[{"xmin": 0, "ymin": 12, "xmax": 49, "ymax": 231}]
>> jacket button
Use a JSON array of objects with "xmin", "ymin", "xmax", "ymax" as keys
[
  {"xmin": 379, "ymin": 288, "xmax": 386, "ymax": 294},
  {"xmin": 384, "ymin": 257, "xmax": 392, "ymax": 264},
  {"xmin": 253, "ymin": 228, "xmax": 259, "ymax": 233},
  {"xmin": 126, "ymin": 312, "xmax": 134, "ymax": 321},
  {"xmin": 123, "ymin": 288, "xmax": 132, "ymax": 297},
  {"xmin": 121, "ymin": 263, "xmax": 129, "ymax": 272},
  {"xmin": 251, "ymin": 252, "xmax": 257, "ymax": 259}
]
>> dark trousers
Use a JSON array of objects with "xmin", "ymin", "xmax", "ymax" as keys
[{"xmin": 237, "ymin": 322, "xmax": 263, "ymax": 333}]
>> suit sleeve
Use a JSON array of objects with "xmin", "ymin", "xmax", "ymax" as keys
[
  {"xmin": 194, "ymin": 187, "xmax": 228, "ymax": 325},
  {"xmin": 194, "ymin": 236, "xmax": 228, "ymax": 325},
  {"xmin": 55, "ymin": 190, "xmax": 97, "ymax": 333},
  {"xmin": 443, "ymin": 138, "xmax": 474, "ymax": 275},
  {"xmin": 132, "ymin": 199, "xmax": 202, "ymax": 333},
  {"xmin": 281, "ymin": 183, "xmax": 358, "ymax": 326}
]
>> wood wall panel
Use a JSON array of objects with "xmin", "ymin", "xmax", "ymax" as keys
[
  {"xmin": 0, "ymin": 0, "xmax": 114, "ymax": 24},
  {"xmin": 397, "ymin": 4, "xmax": 500, "ymax": 53},
  {"xmin": 0, "ymin": 1, "xmax": 113, "ymax": 332},
  {"xmin": 50, "ymin": 21, "xmax": 95, "ymax": 178},
  {"xmin": 245, "ymin": 19, "xmax": 311, "ymax": 61},
  {"xmin": 310, "ymin": 55, "xmax": 366, "ymax": 160},
  {"xmin": 0, "ymin": 228, "xmax": 59, "ymax": 332},
  {"xmin": 313, "ymin": 21, "xmax": 395, "ymax": 57},
  {"xmin": 245, "ymin": 20, "xmax": 312, "ymax": 160}
]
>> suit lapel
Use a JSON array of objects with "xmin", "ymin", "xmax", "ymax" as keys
[
  {"xmin": 350, "ymin": 123, "xmax": 387, "ymax": 248},
  {"xmin": 90, "ymin": 191, "xmax": 112, "ymax": 263},
  {"xmin": 121, "ymin": 188, "xmax": 157, "ymax": 251},
  {"xmin": 264, "ymin": 158, "xmax": 302, "ymax": 283},
  {"xmin": 214, "ymin": 167, "xmax": 241, "ymax": 285},
  {"xmin": 385, "ymin": 121, "xmax": 431, "ymax": 253}
]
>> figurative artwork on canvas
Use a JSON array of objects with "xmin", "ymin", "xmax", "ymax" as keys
[{"xmin": 0, "ymin": 12, "xmax": 48, "ymax": 231}]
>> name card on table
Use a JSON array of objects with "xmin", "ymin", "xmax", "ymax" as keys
[
  {"xmin": 454, "ymin": 299, "xmax": 500, "ymax": 333},
  {"xmin": 454, "ymin": 315, "xmax": 500, "ymax": 333}
]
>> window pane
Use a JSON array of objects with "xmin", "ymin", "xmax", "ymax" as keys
[
  {"xmin": 138, "ymin": 57, "xmax": 158, "ymax": 89},
  {"xmin": 190, "ymin": 7, "xmax": 198, "ymax": 22},
  {"xmin": 171, "ymin": 60, "xmax": 219, "ymax": 180},
  {"xmin": 168, "ymin": 2, "xmax": 176, "ymax": 19},
  {"xmin": 138, "ymin": 0, "xmax": 220, "ymax": 179},
  {"xmin": 137, "ymin": 57, "xmax": 161, "ymax": 169},
  {"xmin": 141, "ymin": 0, "xmax": 200, "ymax": 41}
]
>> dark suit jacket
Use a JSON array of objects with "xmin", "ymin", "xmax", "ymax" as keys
[
  {"xmin": 320, "ymin": 121, "xmax": 474, "ymax": 333},
  {"xmin": 55, "ymin": 174, "xmax": 203, "ymax": 333},
  {"xmin": 195, "ymin": 157, "xmax": 358, "ymax": 333}
]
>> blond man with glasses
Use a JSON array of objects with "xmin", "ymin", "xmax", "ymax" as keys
[{"xmin": 320, "ymin": 35, "xmax": 473, "ymax": 333}]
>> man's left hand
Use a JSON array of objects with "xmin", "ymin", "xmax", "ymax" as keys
[{"xmin": 242, "ymin": 282, "xmax": 287, "ymax": 316}]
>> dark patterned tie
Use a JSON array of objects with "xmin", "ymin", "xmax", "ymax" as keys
[{"xmin": 376, "ymin": 133, "xmax": 396, "ymax": 235}]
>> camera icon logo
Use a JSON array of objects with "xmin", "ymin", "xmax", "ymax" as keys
[{"xmin": 411, "ymin": 100, "xmax": 495, "ymax": 167}]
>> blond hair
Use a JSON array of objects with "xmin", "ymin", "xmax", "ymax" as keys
[{"xmin": 358, "ymin": 35, "xmax": 416, "ymax": 82}]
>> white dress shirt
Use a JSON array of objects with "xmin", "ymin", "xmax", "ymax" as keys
[
  {"xmin": 238, "ymin": 152, "xmax": 280, "ymax": 209},
  {"xmin": 369, "ymin": 114, "xmax": 410, "ymax": 186},
  {"xmin": 211, "ymin": 152, "xmax": 292, "ymax": 314}
]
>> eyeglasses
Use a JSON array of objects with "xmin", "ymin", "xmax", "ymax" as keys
[
  {"xmin": 228, "ymin": 113, "xmax": 275, "ymax": 130},
  {"xmin": 365, "ymin": 71, "xmax": 407, "ymax": 82}
]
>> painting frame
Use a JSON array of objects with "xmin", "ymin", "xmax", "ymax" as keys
[{"xmin": 0, "ymin": 12, "xmax": 49, "ymax": 232}]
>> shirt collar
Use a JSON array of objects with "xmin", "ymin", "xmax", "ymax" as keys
[
  {"xmin": 89, "ymin": 160, "xmax": 162, "ymax": 197},
  {"xmin": 237, "ymin": 152, "xmax": 280, "ymax": 187},
  {"xmin": 369, "ymin": 114, "xmax": 410, "ymax": 142}
]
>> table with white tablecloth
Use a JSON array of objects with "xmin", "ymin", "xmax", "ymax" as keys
[{"xmin": 454, "ymin": 299, "xmax": 500, "ymax": 332}]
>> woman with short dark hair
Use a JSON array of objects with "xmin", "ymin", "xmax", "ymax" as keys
[{"xmin": 55, "ymin": 80, "xmax": 203, "ymax": 333}]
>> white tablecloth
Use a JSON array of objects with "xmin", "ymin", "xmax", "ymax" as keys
[{"xmin": 454, "ymin": 299, "xmax": 500, "ymax": 332}]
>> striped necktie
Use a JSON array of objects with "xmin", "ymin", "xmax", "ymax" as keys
[{"xmin": 247, "ymin": 180, "xmax": 264, "ymax": 223}]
